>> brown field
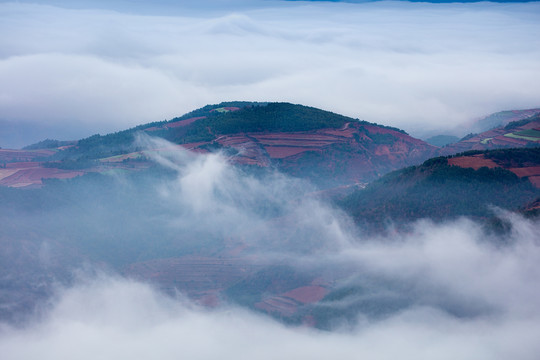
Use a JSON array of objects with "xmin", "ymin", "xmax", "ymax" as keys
[
  {"xmin": 0, "ymin": 165, "xmax": 84, "ymax": 187},
  {"xmin": 6, "ymin": 161, "xmax": 41, "ymax": 169},
  {"xmin": 0, "ymin": 169, "xmax": 19, "ymax": 181},
  {"xmin": 281, "ymin": 285, "xmax": 327, "ymax": 304},
  {"xmin": 494, "ymin": 137, "xmax": 529, "ymax": 146},
  {"xmin": 320, "ymin": 128, "xmax": 355, "ymax": 138},
  {"xmin": 509, "ymin": 167, "xmax": 540, "ymax": 188},
  {"xmin": 448, "ymin": 155, "xmax": 499, "ymax": 170},
  {"xmin": 164, "ymin": 116, "xmax": 206, "ymax": 128},
  {"xmin": 0, "ymin": 149, "xmax": 56, "ymax": 162},
  {"xmin": 264, "ymin": 146, "xmax": 320, "ymax": 159},
  {"xmin": 528, "ymin": 176, "xmax": 540, "ymax": 188},
  {"xmin": 509, "ymin": 166, "xmax": 540, "ymax": 178},
  {"xmin": 215, "ymin": 135, "xmax": 252, "ymax": 146},
  {"xmin": 144, "ymin": 116, "xmax": 206, "ymax": 131}
]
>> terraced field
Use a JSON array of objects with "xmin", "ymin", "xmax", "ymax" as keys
[{"xmin": 442, "ymin": 116, "xmax": 540, "ymax": 155}]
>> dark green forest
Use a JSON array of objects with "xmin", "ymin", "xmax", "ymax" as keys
[
  {"xmin": 339, "ymin": 148, "xmax": 540, "ymax": 232},
  {"xmin": 43, "ymin": 102, "xmax": 406, "ymax": 163}
]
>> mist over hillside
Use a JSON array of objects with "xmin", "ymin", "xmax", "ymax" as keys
[{"xmin": 1, "ymin": 133, "xmax": 540, "ymax": 359}]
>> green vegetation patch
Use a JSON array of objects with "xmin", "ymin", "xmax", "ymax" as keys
[
  {"xmin": 504, "ymin": 133, "xmax": 540, "ymax": 142},
  {"xmin": 213, "ymin": 107, "xmax": 232, "ymax": 113},
  {"xmin": 480, "ymin": 137, "xmax": 493, "ymax": 145}
]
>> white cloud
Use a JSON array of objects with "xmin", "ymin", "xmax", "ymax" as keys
[
  {"xmin": 1, "ymin": 136, "xmax": 540, "ymax": 359},
  {"xmin": 2, "ymin": 214, "xmax": 540, "ymax": 360},
  {"xmin": 1, "ymin": 1, "xmax": 539, "ymax": 141}
]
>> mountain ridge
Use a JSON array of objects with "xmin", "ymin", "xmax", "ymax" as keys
[{"xmin": 0, "ymin": 102, "xmax": 437, "ymax": 189}]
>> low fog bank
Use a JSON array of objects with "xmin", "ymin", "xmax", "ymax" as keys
[
  {"xmin": 1, "ymin": 136, "xmax": 540, "ymax": 358},
  {"xmin": 1, "ymin": 215, "xmax": 540, "ymax": 360}
]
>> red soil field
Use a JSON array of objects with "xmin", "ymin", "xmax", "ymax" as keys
[
  {"xmin": 320, "ymin": 128, "xmax": 355, "ymax": 138},
  {"xmin": 253, "ymin": 133, "xmax": 339, "ymax": 141},
  {"xmin": 528, "ymin": 176, "xmax": 540, "ymax": 188},
  {"xmin": 6, "ymin": 161, "xmax": 40, "ymax": 169},
  {"xmin": 0, "ymin": 149, "xmax": 56, "ymax": 162},
  {"xmin": 448, "ymin": 155, "xmax": 499, "ymax": 170},
  {"xmin": 164, "ymin": 116, "xmax": 206, "ymax": 128},
  {"xmin": 145, "ymin": 116, "xmax": 206, "ymax": 131},
  {"xmin": 0, "ymin": 169, "xmax": 19, "ymax": 181},
  {"xmin": 509, "ymin": 167, "xmax": 540, "ymax": 188},
  {"xmin": 491, "ymin": 137, "xmax": 528, "ymax": 146},
  {"xmin": 281, "ymin": 285, "xmax": 327, "ymax": 304},
  {"xmin": 509, "ymin": 166, "xmax": 540, "ymax": 178},
  {"xmin": 264, "ymin": 146, "xmax": 321, "ymax": 159},
  {"xmin": 258, "ymin": 138, "xmax": 335, "ymax": 147},
  {"xmin": 0, "ymin": 166, "xmax": 84, "ymax": 187},
  {"xmin": 215, "ymin": 135, "xmax": 253, "ymax": 146}
]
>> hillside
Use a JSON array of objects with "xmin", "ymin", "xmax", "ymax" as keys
[
  {"xmin": 440, "ymin": 113, "xmax": 540, "ymax": 155},
  {"xmin": 1, "ymin": 102, "xmax": 437, "ymax": 189},
  {"xmin": 339, "ymin": 147, "xmax": 540, "ymax": 232},
  {"xmin": 466, "ymin": 108, "xmax": 540, "ymax": 134}
]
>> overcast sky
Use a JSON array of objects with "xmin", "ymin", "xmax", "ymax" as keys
[{"xmin": 1, "ymin": 0, "xmax": 540, "ymax": 146}]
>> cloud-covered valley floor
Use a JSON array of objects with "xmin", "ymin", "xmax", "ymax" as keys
[{"xmin": 1, "ymin": 137, "xmax": 540, "ymax": 359}]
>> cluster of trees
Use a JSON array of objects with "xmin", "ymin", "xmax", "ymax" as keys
[
  {"xmin": 484, "ymin": 147, "xmax": 540, "ymax": 167},
  {"xmin": 193, "ymin": 103, "xmax": 350, "ymax": 134},
  {"xmin": 43, "ymin": 101, "xmax": 410, "ymax": 164},
  {"xmin": 22, "ymin": 139, "xmax": 74, "ymax": 150}
]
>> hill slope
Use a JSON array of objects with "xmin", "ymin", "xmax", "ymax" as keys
[
  {"xmin": 340, "ymin": 147, "xmax": 540, "ymax": 232},
  {"xmin": 441, "ymin": 113, "xmax": 540, "ymax": 155},
  {"xmin": 1, "ymin": 102, "xmax": 438, "ymax": 188}
]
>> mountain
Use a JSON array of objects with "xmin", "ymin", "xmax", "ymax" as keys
[
  {"xmin": 0, "ymin": 102, "xmax": 437, "ymax": 189},
  {"xmin": 440, "ymin": 113, "xmax": 540, "ymax": 155},
  {"xmin": 340, "ymin": 147, "xmax": 540, "ymax": 233}
]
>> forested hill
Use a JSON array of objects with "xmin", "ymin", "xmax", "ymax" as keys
[
  {"xmin": 3, "ymin": 102, "xmax": 437, "ymax": 188},
  {"xmin": 51, "ymin": 102, "xmax": 406, "ymax": 160},
  {"xmin": 339, "ymin": 147, "xmax": 540, "ymax": 232}
]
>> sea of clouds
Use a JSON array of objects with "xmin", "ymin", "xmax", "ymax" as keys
[
  {"xmin": 1, "ymin": 135, "xmax": 540, "ymax": 359},
  {"xmin": 1, "ymin": 0, "xmax": 540, "ymax": 147}
]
